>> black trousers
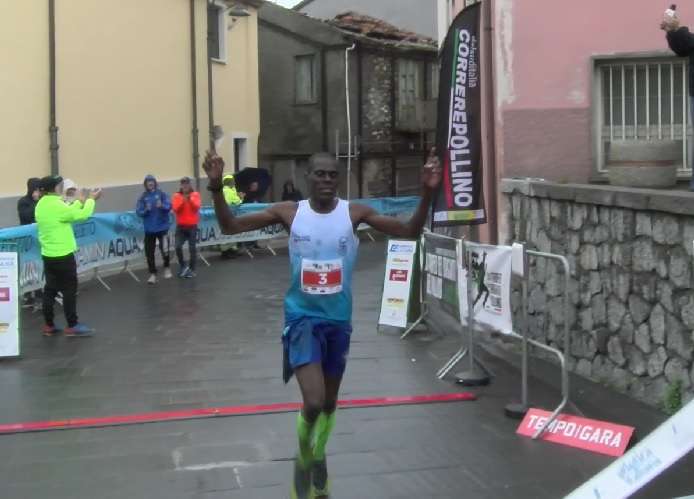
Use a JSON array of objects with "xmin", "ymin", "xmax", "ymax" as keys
[
  {"xmin": 175, "ymin": 226, "xmax": 198, "ymax": 271},
  {"xmin": 42, "ymin": 253, "xmax": 78, "ymax": 328},
  {"xmin": 144, "ymin": 231, "xmax": 170, "ymax": 274}
]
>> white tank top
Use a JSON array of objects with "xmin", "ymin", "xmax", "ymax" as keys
[{"xmin": 285, "ymin": 199, "xmax": 359, "ymax": 323}]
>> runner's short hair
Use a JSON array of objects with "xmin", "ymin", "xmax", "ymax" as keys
[{"xmin": 307, "ymin": 153, "xmax": 337, "ymax": 173}]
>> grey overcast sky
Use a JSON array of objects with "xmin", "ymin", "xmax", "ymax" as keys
[{"xmin": 267, "ymin": 0, "xmax": 301, "ymax": 7}]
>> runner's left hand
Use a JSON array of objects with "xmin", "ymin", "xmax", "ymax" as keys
[{"xmin": 421, "ymin": 147, "xmax": 442, "ymax": 192}]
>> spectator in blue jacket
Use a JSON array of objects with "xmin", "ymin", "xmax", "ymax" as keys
[{"xmin": 136, "ymin": 175, "xmax": 172, "ymax": 284}]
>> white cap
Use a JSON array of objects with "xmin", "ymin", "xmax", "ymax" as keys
[{"xmin": 62, "ymin": 178, "xmax": 78, "ymax": 192}]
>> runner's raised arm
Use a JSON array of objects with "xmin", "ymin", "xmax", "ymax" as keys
[
  {"xmin": 349, "ymin": 148, "xmax": 441, "ymax": 238},
  {"xmin": 203, "ymin": 151, "xmax": 292, "ymax": 234}
]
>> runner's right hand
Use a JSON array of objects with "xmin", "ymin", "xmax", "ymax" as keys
[{"xmin": 203, "ymin": 151, "xmax": 225, "ymax": 187}]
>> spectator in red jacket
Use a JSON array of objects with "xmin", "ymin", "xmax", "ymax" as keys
[{"xmin": 171, "ymin": 177, "xmax": 201, "ymax": 278}]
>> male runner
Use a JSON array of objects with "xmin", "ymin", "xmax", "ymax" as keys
[{"xmin": 203, "ymin": 150, "xmax": 441, "ymax": 498}]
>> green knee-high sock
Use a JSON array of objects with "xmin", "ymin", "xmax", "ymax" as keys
[
  {"xmin": 313, "ymin": 412, "xmax": 336, "ymax": 461},
  {"xmin": 296, "ymin": 413, "xmax": 315, "ymax": 468}
]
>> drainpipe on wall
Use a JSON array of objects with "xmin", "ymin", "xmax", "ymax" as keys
[
  {"xmin": 483, "ymin": 0, "xmax": 498, "ymax": 244},
  {"xmin": 389, "ymin": 54, "xmax": 397, "ymax": 197},
  {"xmin": 320, "ymin": 48, "xmax": 328, "ymax": 151},
  {"xmin": 345, "ymin": 43, "xmax": 356, "ymax": 199},
  {"xmin": 206, "ymin": 0, "xmax": 216, "ymax": 152},
  {"xmin": 356, "ymin": 45, "xmax": 364, "ymax": 198},
  {"xmin": 48, "ymin": 0, "xmax": 59, "ymax": 176},
  {"xmin": 190, "ymin": 0, "xmax": 201, "ymax": 189}
]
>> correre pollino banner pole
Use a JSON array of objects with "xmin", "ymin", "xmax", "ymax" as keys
[{"xmin": 432, "ymin": 2, "xmax": 486, "ymax": 228}]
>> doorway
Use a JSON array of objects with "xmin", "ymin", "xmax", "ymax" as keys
[{"xmin": 233, "ymin": 138, "xmax": 247, "ymax": 172}]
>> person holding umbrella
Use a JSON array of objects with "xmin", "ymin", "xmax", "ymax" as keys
[{"xmin": 234, "ymin": 167, "xmax": 272, "ymax": 202}]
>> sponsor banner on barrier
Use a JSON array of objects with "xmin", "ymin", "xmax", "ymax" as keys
[
  {"xmin": 565, "ymin": 399, "xmax": 694, "ymax": 499},
  {"xmin": 0, "ymin": 252, "xmax": 20, "ymax": 358},
  {"xmin": 459, "ymin": 243, "xmax": 513, "ymax": 334},
  {"xmin": 423, "ymin": 233, "xmax": 461, "ymax": 321},
  {"xmin": 0, "ymin": 197, "xmax": 419, "ymax": 293},
  {"xmin": 517, "ymin": 409, "xmax": 634, "ymax": 457},
  {"xmin": 379, "ymin": 240, "xmax": 418, "ymax": 328}
]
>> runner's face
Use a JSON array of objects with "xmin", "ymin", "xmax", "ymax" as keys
[{"xmin": 308, "ymin": 158, "xmax": 339, "ymax": 203}]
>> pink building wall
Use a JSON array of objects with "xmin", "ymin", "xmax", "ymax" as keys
[{"xmin": 454, "ymin": 0, "xmax": 679, "ymax": 183}]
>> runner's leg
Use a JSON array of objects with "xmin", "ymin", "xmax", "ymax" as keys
[
  {"xmin": 295, "ymin": 363, "xmax": 325, "ymax": 462},
  {"xmin": 293, "ymin": 363, "xmax": 325, "ymax": 498},
  {"xmin": 315, "ymin": 374, "xmax": 341, "ymax": 459}
]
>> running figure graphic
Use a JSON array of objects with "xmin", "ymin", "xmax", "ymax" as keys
[{"xmin": 471, "ymin": 251, "xmax": 490, "ymax": 308}]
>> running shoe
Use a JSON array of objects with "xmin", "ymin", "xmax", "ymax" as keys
[
  {"xmin": 163, "ymin": 268, "xmax": 173, "ymax": 279},
  {"xmin": 178, "ymin": 267, "xmax": 190, "ymax": 278},
  {"xmin": 184, "ymin": 269, "xmax": 196, "ymax": 279},
  {"xmin": 42, "ymin": 325, "xmax": 62, "ymax": 337},
  {"xmin": 291, "ymin": 455, "xmax": 314, "ymax": 499},
  {"xmin": 312, "ymin": 458, "xmax": 330, "ymax": 498},
  {"xmin": 64, "ymin": 324, "xmax": 94, "ymax": 337},
  {"xmin": 147, "ymin": 274, "xmax": 157, "ymax": 285}
]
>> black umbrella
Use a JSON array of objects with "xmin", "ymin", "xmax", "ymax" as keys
[{"xmin": 234, "ymin": 167, "xmax": 272, "ymax": 202}]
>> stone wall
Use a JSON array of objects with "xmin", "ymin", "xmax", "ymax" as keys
[
  {"xmin": 361, "ymin": 54, "xmax": 393, "ymax": 149},
  {"xmin": 502, "ymin": 179, "xmax": 694, "ymax": 409}
]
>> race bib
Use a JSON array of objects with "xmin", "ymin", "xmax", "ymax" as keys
[{"xmin": 301, "ymin": 258, "xmax": 343, "ymax": 295}]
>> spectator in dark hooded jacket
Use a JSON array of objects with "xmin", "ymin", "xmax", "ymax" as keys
[
  {"xmin": 17, "ymin": 178, "xmax": 42, "ymax": 225},
  {"xmin": 136, "ymin": 174, "xmax": 172, "ymax": 284},
  {"xmin": 18, "ymin": 177, "xmax": 42, "ymax": 309}
]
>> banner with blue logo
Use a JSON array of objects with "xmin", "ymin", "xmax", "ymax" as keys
[{"xmin": 0, "ymin": 197, "xmax": 419, "ymax": 292}]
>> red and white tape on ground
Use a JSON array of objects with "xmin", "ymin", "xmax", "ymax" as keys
[{"xmin": 0, "ymin": 392, "xmax": 476, "ymax": 435}]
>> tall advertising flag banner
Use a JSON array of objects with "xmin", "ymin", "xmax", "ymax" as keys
[{"xmin": 432, "ymin": 3, "xmax": 486, "ymax": 227}]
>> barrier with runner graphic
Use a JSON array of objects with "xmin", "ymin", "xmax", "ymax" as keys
[
  {"xmin": 400, "ymin": 235, "xmax": 577, "ymax": 433},
  {"xmin": 401, "ymin": 232, "xmax": 491, "ymax": 386}
]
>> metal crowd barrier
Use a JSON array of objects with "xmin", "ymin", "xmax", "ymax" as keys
[
  {"xmin": 402, "ymin": 231, "xmax": 490, "ymax": 386},
  {"xmin": 401, "ymin": 232, "xmax": 572, "ymax": 439},
  {"xmin": 504, "ymin": 248, "xmax": 571, "ymax": 439}
]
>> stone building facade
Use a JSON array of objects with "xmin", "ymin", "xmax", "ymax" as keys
[{"xmin": 258, "ymin": 3, "xmax": 438, "ymax": 200}]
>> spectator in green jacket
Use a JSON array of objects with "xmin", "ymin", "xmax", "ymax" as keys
[
  {"xmin": 220, "ymin": 174, "xmax": 242, "ymax": 259},
  {"xmin": 35, "ymin": 176, "xmax": 102, "ymax": 337}
]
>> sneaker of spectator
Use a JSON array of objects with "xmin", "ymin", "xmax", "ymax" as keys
[
  {"xmin": 42, "ymin": 324, "xmax": 62, "ymax": 337},
  {"xmin": 64, "ymin": 323, "xmax": 93, "ymax": 337}
]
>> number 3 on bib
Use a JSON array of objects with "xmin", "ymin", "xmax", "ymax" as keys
[{"xmin": 301, "ymin": 259, "xmax": 343, "ymax": 295}]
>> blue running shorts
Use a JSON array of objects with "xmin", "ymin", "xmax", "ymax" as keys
[{"xmin": 282, "ymin": 317, "xmax": 352, "ymax": 383}]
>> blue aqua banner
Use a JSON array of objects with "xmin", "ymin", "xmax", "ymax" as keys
[{"xmin": 0, "ymin": 197, "xmax": 419, "ymax": 292}]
